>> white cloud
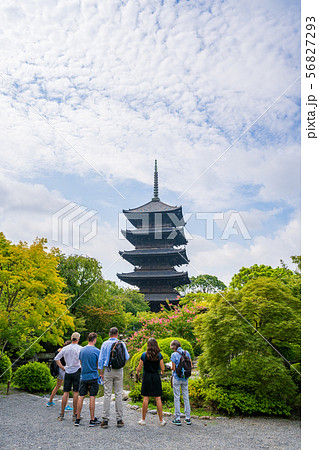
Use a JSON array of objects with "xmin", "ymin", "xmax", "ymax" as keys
[
  {"xmin": 187, "ymin": 211, "xmax": 300, "ymax": 284},
  {"xmin": 0, "ymin": 0, "xmax": 300, "ymax": 284}
]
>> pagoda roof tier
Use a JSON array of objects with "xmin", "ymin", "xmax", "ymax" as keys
[
  {"xmin": 123, "ymin": 201, "xmax": 185, "ymax": 229},
  {"xmin": 117, "ymin": 270, "xmax": 190, "ymax": 287},
  {"xmin": 119, "ymin": 247, "xmax": 189, "ymax": 266},
  {"xmin": 123, "ymin": 199, "xmax": 181, "ymax": 214},
  {"xmin": 122, "ymin": 226, "xmax": 187, "ymax": 246}
]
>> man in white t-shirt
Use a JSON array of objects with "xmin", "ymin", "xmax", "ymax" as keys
[{"xmin": 55, "ymin": 332, "xmax": 82, "ymax": 421}]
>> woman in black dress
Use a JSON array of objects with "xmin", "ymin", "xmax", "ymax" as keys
[{"xmin": 136, "ymin": 338, "xmax": 166, "ymax": 426}]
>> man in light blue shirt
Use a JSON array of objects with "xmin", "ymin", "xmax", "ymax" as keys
[
  {"xmin": 98, "ymin": 327, "xmax": 130, "ymax": 428},
  {"xmin": 170, "ymin": 339, "xmax": 192, "ymax": 426}
]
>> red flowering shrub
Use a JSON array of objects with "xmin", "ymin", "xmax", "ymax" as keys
[{"xmin": 126, "ymin": 302, "xmax": 205, "ymax": 356}]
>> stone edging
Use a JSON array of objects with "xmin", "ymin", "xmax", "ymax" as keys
[{"xmin": 126, "ymin": 404, "xmax": 228, "ymax": 420}]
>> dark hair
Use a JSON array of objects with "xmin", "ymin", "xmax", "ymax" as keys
[
  {"xmin": 63, "ymin": 340, "xmax": 71, "ymax": 347},
  {"xmin": 87, "ymin": 332, "xmax": 97, "ymax": 342},
  {"xmin": 146, "ymin": 338, "xmax": 160, "ymax": 362},
  {"xmin": 170, "ymin": 340, "xmax": 181, "ymax": 350},
  {"xmin": 109, "ymin": 327, "xmax": 118, "ymax": 336}
]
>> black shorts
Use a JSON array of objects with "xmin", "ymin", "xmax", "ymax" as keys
[
  {"xmin": 79, "ymin": 378, "xmax": 99, "ymax": 397},
  {"xmin": 63, "ymin": 369, "xmax": 81, "ymax": 392}
]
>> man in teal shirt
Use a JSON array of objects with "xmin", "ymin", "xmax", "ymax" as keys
[{"xmin": 75, "ymin": 332, "xmax": 100, "ymax": 427}]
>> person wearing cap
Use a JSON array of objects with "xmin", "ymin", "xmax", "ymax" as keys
[{"xmin": 55, "ymin": 332, "xmax": 82, "ymax": 421}]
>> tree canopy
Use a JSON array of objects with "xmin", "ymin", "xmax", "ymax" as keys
[
  {"xmin": 56, "ymin": 254, "xmax": 149, "ymax": 337},
  {"xmin": 179, "ymin": 274, "xmax": 226, "ymax": 295},
  {"xmin": 195, "ymin": 276, "xmax": 300, "ymax": 373},
  {"xmin": 0, "ymin": 233, "xmax": 74, "ymax": 359}
]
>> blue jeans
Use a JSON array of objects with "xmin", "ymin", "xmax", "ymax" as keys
[{"xmin": 172, "ymin": 377, "xmax": 191, "ymax": 420}]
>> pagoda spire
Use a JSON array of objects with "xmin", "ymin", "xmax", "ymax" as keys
[{"xmin": 152, "ymin": 159, "xmax": 160, "ymax": 201}]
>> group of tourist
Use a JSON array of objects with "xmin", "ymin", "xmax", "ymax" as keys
[{"xmin": 48, "ymin": 327, "xmax": 192, "ymax": 427}]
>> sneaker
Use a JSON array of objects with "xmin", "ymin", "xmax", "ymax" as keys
[
  {"xmin": 74, "ymin": 418, "xmax": 81, "ymax": 427},
  {"xmin": 72, "ymin": 414, "xmax": 83, "ymax": 421},
  {"xmin": 65, "ymin": 405, "xmax": 73, "ymax": 411},
  {"xmin": 58, "ymin": 414, "xmax": 64, "ymax": 421},
  {"xmin": 101, "ymin": 420, "xmax": 109, "ymax": 429},
  {"xmin": 185, "ymin": 418, "xmax": 192, "ymax": 425},
  {"xmin": 160, "ymin": 420, "xmax": 166, "ymax": 426},
  {"xmin": 46, "ymin": 401, "xmax": 55, "ymax": 407},
  {"xmin": 89, "ymin": 418, "xmax": 101, "ymax": 427},
  {"xmin": 117, "ymin": 419, "xmax": 124, "ymax": 427},
  {"xmin": 138, "ymin": 419, "xmax": 146, "ymax": 426},
  {"xmin": 172, "ymin": 418, "xmax": 182, "ymax": 426}
]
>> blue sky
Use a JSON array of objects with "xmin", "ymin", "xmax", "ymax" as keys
[{"xmin": 0, "ymin": 0, "xmax": 301, "ymax": 285}]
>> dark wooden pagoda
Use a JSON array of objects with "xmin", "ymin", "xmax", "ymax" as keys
[{"xmin": 117, "ymin": 160, "xmax": 190, "ymax": 312}]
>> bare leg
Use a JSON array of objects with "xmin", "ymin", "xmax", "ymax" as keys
[
  {"xmin": 89, "ymin": 396, "xmax": 95, "ymax": 420},
  {"xmin": 142, "ymin": 396, "xmax": 149, "ymax": 420},
  {"xmin": 61, "ymin": 392, "xmax": 69, "ymax": 415},
  {"xmin": 50, "ymin": 379, "xmax": 63, "ymax": 403},
  {"xmin": 155, "ymin": 396, "xmax": 163, "ymax": 422},
  {"xmin": 73, "ymin": 391, "xmax": 79, "ymax": 414},
  {"xmin": 76, "ymin": 395, "xmax": 85, "ymax": 420}
]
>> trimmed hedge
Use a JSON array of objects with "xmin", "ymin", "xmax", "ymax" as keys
[
  {"xmin": 129, "ymin": 380, "xmax": 173, "ymax": 403},
  {"xmin": 141, "ymin": 337, "xmax": 194, "ymax": 360},
  {"xmin": 130, "ymin": 350, "xmax": 170, "ymax": 371},
  {"xmin": 13, "ymin": 362, "xmax": 52, "ymax": 393}
]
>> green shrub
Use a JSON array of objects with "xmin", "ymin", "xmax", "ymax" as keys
[
  {"xmin": 141, "ymin": 337, "xmax": 194, "ymax": 360},
  {"xmin": 13, "ymin": 362, "xmax": 53, "ymax": 393},
  {"xmin": 214, "ymin": 353, "xmax": 297, "ymax": 402},
  {"xmin": 188, "ymin": 376, "xmax": 295, "ymax": 416},
  {"xmin": 130, "ymin": 350, "xmax": 170, "ymax": 371},
  {"xmin": 161, "ymin": 380, "xmax": 174, "ymax": 402},
  {"xmin": 129, "ymin": 380, "xmax": 173, "ymax": 403},
  {"xmin": 0, "ymin": 354, "xmax": 12, "ymax": 384},
  {"xmin": 129, "ymin": 382, "xmax": 142, "ymax": 402}
]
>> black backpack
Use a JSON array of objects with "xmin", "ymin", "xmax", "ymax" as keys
[
  {"xmin": 50, "ymin": 359, "xmax": 60, "ymax": 377},
  {"xmin": 109, "ymin": 341, "xmax": 126, "ymax": 369},
  {"xmin": 175, "ymin": 350, "xmax": 192, "ymax": 379}
]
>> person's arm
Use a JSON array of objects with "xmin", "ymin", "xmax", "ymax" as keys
[
  {"xmin": 160, "ymin": 358, "xmax": 165, "ymax": 375},
  {"xmin": 98, "ymin": 344, "xmax": 106, "ymax": 373},
  {"xmin": 136, "ymin": 359, "xmax": 143, "ymax": 376},
  {"xmin": 171, "ymin": 362, "xmax": 176, "ymax": 372},
  {"xmin": 54, "ymin": 348, "xmax": 65, "ymax": 370},
  {"xmin": 56, "ymin": 359, "xmax": 65, "ymax": 371}
]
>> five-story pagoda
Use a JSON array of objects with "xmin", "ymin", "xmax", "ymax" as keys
[{"xmin": 117, "ymin": 161, "xmax": 190, "ymax": 312}]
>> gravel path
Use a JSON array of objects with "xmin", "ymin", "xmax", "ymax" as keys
[{"xmin": 0, "ymin": 393, "xmax": 300, "ymax": 449}]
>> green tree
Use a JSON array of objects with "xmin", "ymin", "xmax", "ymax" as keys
[
  {"xmin": 229, "ymin": 257, "xmax": 301, "ymax": 299},
  {"xmin": 57, "ymin": 253, "xmax": 103, "ymax": 314},
  {"xmin": 179, "ymin": 274, "xmax": 226, "ymax": 295},
  {"xmin": 81, "ymin": 279, "xmax": 127, "ymax": 335},
  {"xmin": 195, "ymin": 277, "xmax": 300, "ymax": 373},
  {"xmin": 0, "ymin": 234, "xmax": 74, "ymax": 359},
  {"xmin": 57, "ymin": 254, "xmax": 150, "ymax": 337},
  {"xmin": 116, "ymin": 289, "xmax": 149, "ymax": 315}
]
